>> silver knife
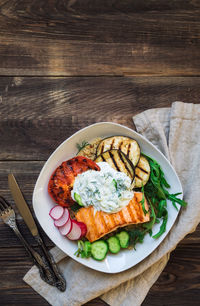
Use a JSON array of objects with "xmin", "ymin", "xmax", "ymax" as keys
[{"xmin": 8, "ymin": 173, "xmax": 66, "ymax": 291}]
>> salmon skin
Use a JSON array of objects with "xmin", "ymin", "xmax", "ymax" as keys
[{"xmin": 75, "ymin": 192, "xmax": 150, "ymax": 242}]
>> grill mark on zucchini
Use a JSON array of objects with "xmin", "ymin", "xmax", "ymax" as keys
[
  {"xmin": 135, "ymin": 174, "xmax": 143, "ymax": 181},
  {"xmin": 95, "ymin": 149, "xmax": 135, "ymax": 182},
  {"xmin": 96, "ymin": 136, "xmax": 140, "ymax": 167},
  {"xmin": 136, "ymin": 166, "xmax": 149, "ymax": 174},
  {"xmin": 127, "ymin": 143, "xmax": 131, "ymax": 159},
  {"xmin": 100, "ymin": 143, "xmax": 105, "ymax": 154},
  {"xmin": 118, "ymin": 151, "xmax": 132, "ymax": 178},
  {"xmin": 101, "ymin": 155, "xmax": 106, "ymax": 162},
  {"xmin": 134, "ymin": 156, "xmax": 150, "ymax": 187},
  {"xmin": 119, "ymin": 141, "xmax": 123, "ymax": 151},
  {"xmin": 109, "ymin": 151, "xmax": 121, "ymax": 172},
  {"xmin": 111, "ymin": 138, "xmax": 115, "ymax": 150}
]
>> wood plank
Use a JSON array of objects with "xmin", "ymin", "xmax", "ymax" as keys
[
  {"xmin": 0, "ymin": 76, "xmax": 200, "ymax": 160},
  {"xmin": 142, "ymin": 244, "xmax": 200, "ymax": 306},
  {"xmin": 0, "ymin": 1, "xmax": 200, "ymax": 76},
  {"xmin": 0, "ymin": 244, "xmax": 199, "ymax": 305},
  {"xmin": 1, "ymin": 216, "xmax": 200, "ymax": 248}
]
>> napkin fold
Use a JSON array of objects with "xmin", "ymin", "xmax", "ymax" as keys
[{"xmin": 24, "ymin": 102, "xmax": 200, "ymax": 306}]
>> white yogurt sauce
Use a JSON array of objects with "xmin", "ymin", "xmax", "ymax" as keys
[{"xmin": 71, "ymin": 162, "xmax": 134, "ymax": 213}]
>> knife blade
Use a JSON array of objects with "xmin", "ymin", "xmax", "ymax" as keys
[{"xmin": 8, "ymin": 173, "xmax": 38, "ymax": 236}]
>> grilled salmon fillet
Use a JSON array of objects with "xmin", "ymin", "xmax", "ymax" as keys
[{"xmin": 75, "ymin": 192, "xmax": 150, "ymax": 242}]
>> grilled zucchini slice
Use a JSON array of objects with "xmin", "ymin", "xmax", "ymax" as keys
[
  {"xmin": 95, "ymin": 149, "xmax": 135, "ymax": 182},
  {"xmin": 135, "ymin": 156, "xmax": 150, "ymax": 187},
  {"xmin": 96, "ymin": 136, "xmax": 140, "ymax": 166},
  {"xmin": 77, "ymin": 137, "xmax": 102, "ymax": 160}
]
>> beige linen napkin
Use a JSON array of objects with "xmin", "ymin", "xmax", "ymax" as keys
[{"xmin": 24, "ymin": 102, "xmax": 200, "ymax": 306}]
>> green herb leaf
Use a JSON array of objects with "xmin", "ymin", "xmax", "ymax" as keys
[
  {"xmin": 128, "ymin": 228, "xmax": 146, "ymax": 249},
  {"xmin": 74, "ymin": 240, "xmax": 85, "ymax": 257},
  {"xmin": 142, "ymin": 152, "xmax": 187, "ymax": 241},
  {"xmin": 172, "ymin": 200, "xmax": 178, "ymax": 211},
  {"xmin": 74, "ymin": 240, "xmax": 92, "ymax": 258},
  {"xmin": 112, "ymin": 179, "xmax": 118, "ymax": 190},
  {"xmin": 76, "ymin": 140, "xmax": 89, "ymax": 153},
  {"xmin": 143, "ymin": 153, "xmax": 187, "ymax": 208},
  {"xmin": 70, "ymin": 202, "xmax": 82, "ymax": 212},
  {"xmin": 157, "ymin": 199, "xmax": 167, "ymax": 218},
  {"xmin": 166, "ymin": 193, "xmax": 187, "ymax": 207},
  {"xmin": 143, "ymin": 197, "xmax": 156, "ymax": 232},
  {"xmin": 140, "ymin": 184, "xmax": 148, "ymax": 215},
  {"xmin": 153, "ymin": 209, "xmax": 168, "ymax": 239}
]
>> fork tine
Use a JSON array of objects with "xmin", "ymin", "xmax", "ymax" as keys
[
  {"xmin": 0, "ymin": 202, "xmax": 4, "ymax": 213},
  {"xmin": 0, "ymin": 195, "xmax": 11, "ymax": 210}
]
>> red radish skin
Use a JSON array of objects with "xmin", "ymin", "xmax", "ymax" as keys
[
  {"xmin": 59, "ymin": 218, "xmax": 72, "ymax": 236},
  {"xmin": 54, "ymin": 208, "xmax": 70, "ymax": 227},
  {"xmin": 49, "ymin": 205, "xmax": 64, "ymax": 220},
  {"xmin": 72, "ymin": 220, "xmax": 87, "ymax": 238},
  {"xmin": 66, "ymin": 220, "xmax": 82, "ymax": 240}
]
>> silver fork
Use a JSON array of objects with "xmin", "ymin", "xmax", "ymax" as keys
[{"xmin": 0, "ymin": 195, "xmax": 57, "ymax": 286}]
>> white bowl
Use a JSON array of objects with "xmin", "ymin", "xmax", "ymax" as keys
[{"xmin": 33, "ymin": 122, "xmax": 182, "ymax": 273}]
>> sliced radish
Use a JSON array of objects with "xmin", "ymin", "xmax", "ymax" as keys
[
  {"xmin": 66, "ymin": 220, "xmax": 82, "ymax": 240},
  {"xmin": 72, "ymin": 220, "xmax": 87, "ymax": 238},
  {"xmin": 49, "ymin": 205, "xmax": 64, "ymax": 220},
  {"xmin": 54, "ymin": 208, "xmax": 70, "ymax": 227},
  {"xmin": 58, "ymin": 218, "xmax": 72, "ymax": 236}
]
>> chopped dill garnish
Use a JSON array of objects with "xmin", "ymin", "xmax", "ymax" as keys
[{"xmin": 76, "ymin": 140, "xmax": 89, "ymax": 153}]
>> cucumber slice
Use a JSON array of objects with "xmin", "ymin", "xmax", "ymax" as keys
[
  {"xmin": 107, "ymin": 236, "xmax": 121, "ymax": 254},
  {"xmin": 74, "ymin": 193, "xmax": 84, "ymax": 206},
  {"xmin": 84, "ymin": 241, "xmax": 91, "ymax": 258},
  {"xmin": 91, "ymin": 241, "xmax": 108, "ymax": 261},
  {"xmin": 116, "ymin": 231, "xmax": 130, "ymax": 248}
]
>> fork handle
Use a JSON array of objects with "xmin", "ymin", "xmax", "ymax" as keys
[
  {"xmin": 11, "ymin": 225, "xmax": 57, "ymax": 286},
  {"xmin": 35, "ymin": 234, "xmax": 66, "ymax": 292}
]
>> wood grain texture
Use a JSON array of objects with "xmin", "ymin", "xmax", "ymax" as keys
[
  {"xmin": 0, "ymin": 0, "xmax": 200, "ymax": 76},
  {"xmin": 0, "ymin": 244, "xmax": 199, "ymax": 306},
  {"xmin": 0, "ymin": 1, "xmax": 200, "ymax": 304},
  {"xmin": 0, "ymin": 76, "xmax": 200, "ymax": 160},
  {"xmin": 142, "ymin": 244, "xmax": 200, "ymax": 306}
]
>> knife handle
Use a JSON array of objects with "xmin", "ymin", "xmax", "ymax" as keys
[
  {"xmin": 35, "ymin": 234, "xmax": 66, "ymax": 292},
  {"xmin": 11, "ymin": 223, "xmax": 57, "ymax": 286}
]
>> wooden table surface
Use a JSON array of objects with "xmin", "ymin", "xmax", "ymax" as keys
[{"xmin": 0, "ymin": 1, "xmax": 200, "ymax": 305}]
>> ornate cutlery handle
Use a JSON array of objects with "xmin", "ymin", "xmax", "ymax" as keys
[
  {"xmin": 35, "ymin": 234, "xmax": 66, "ymax": 292},
  {"xmin": 7, "ymin": 217, "xmax": 57, "ymax": 286}
]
